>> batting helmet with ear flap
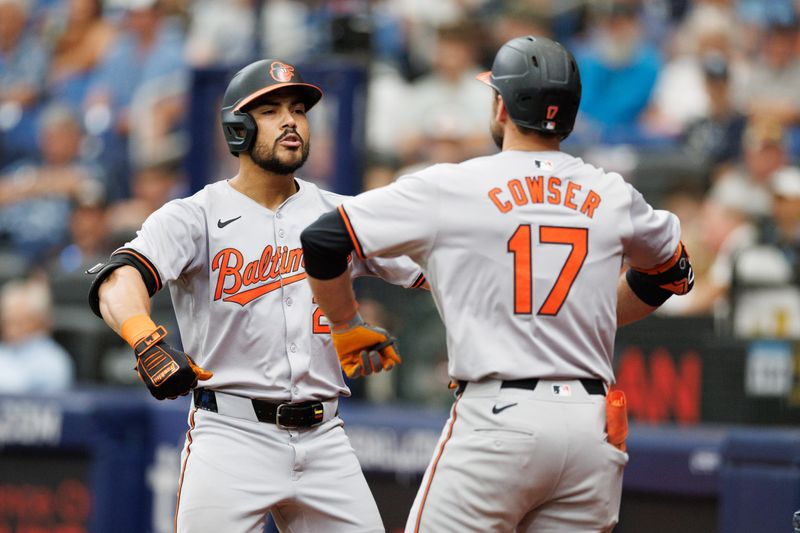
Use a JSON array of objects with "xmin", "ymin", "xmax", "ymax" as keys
[
  {"xmin": 221, "ymin": 59, "xmax": 323, "ymax": 156},
  {"xmin": 477, "ymin": 36, "xmax": 581, "ymax": 140}
]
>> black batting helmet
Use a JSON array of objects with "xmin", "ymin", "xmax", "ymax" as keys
[
  {"xmin": 477, "ymin": 36, "xmax": 581, "ymax": 140},
  {"xmin": 221, "ymin": 59, "xmax": 323, "ymax": 155}
]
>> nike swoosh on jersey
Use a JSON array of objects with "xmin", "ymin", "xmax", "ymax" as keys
[
  {"xmin": 217, "ymin": 216, "xmax": 242, "ymax": 228},
  {"xmin": 491, "ymin": 402, "xmax": 518, "ymax": 414}
]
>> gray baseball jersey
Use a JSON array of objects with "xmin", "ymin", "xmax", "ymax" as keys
[
  {"xmin": 123, "ymin": 177, "xmax": 422, "ymax": 402},
  {"xmin": 340, "ymin": 150, "xmax": 681, "ymax": 383},
  {"xmin": 340, "ymin": 149, "xmax": 681, "ymax": 532}
]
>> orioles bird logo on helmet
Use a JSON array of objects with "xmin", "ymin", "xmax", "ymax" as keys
[{"xmin": 270, "ymin": 61, "xmax": 295, "ymax": 83}]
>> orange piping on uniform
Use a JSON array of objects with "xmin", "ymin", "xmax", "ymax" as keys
[
  {"xmin": 337, "ymin": 206, "xmax": 365, "ymax": 259},
  {"xmin": 174, "ymin": 408, "xmax": 196, "ymax": 533},
  {"xmin": 414, "ymin": 397, "xmax": 460, "ymax": 533}
]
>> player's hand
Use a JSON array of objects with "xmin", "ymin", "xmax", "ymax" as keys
[
  {"xmin": 132, "ymin": 326, "xmax": 213, "ymax": 400},
  {"xmin": 331, "ymin": 313, "xmax": 401, "ymax": 379}
]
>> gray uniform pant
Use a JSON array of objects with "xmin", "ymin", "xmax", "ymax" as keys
[
  {"xmin": 175, "ymin": 408, "xmax": 383, "ymax": 533},
  {"xmin": 406, "ymin": 378, "xmax": 628, "ymax": 533}
]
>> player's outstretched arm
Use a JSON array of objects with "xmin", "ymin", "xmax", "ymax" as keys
[
  {"xmin": 617, "ymin": 272, "xmax": 658, "ymax": 327},
  {"xmin": 91, "ymin": 266, "xmax": 212, "ymax": 400},
  {"xmin": 97, "ymin": 266, "xmax": 151, "ymax": 334},
  {"xmin": 302, "ymin": 210, "xmax": 402, "ymax": 378}
]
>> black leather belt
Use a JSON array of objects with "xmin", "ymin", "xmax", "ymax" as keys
[
  {"xmin": 456, "ymin": 378, "xmax": 606, "ymax": 396},
  {"xmin": 193, "ymin": 389, "xmax": 326, "ymax": 428}
]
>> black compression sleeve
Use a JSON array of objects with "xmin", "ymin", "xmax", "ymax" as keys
[
  {"xmin": 625, "ymin": 268, "xmax": 673, "ymax": 307},
  {"xmin": 301, "ymin": 209, "xmax": 354, "ymax": 280},
  {"xmin": 86, "ymin": 248, "xmax": 162, "ymax": 318}
]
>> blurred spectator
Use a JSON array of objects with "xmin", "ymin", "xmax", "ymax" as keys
[
  {"xmin": 647, "ymin": 5, "xmax": 740, "ymax": 135},
  {"xmin": 261, "ymin": 0, "xmax": 313, "ymax": 62},
  {"xmin": 361, "ymin": 155, "xmax": 400, "ymax": 191},
  {"xmin": 0, "ymin": 103, "xmax": 104, "ymax": 264},
  {"xmin": 735, "ymin": 12, "xmax": 800, "ymax": 127},
  {"xmin": 396, "ymin": 116, "xmax": 488, "ymax": 178},
  {"xmin": 185, "ymin": 0, "xmax": 254, "ymax": 67},
  {"xmin": 50, "ymin": 195, "xmax": 110, "ymax": 275},
  {"xmin": 681, "ymin": 53, "xmax": 747, "ymax": 175},
  {"xmin": 396, "ymin": 20, "xmax": 492, "ymax": 165},
  {"xmin": 574, "ymin": 0, "xmax": 661, "ymax": 141},
  {"xmin": 663, "ymin": 178, "xmax": 757, "ymax": 316},
  {"xmin": 365, "ymin": 60, "xmax": 411, "ymax": 163},
  {"xmin": 105, "ymin": 160, "xmax": 184, "ymax": 246},
  {"xmin": 43, "ymin": 0, "xmax": 116, "ymax": 110},
  {"xmin": 714, "ymin": 118, "xmax": 787, "ymax": 217},
  {"xmin": 486, "ymin": 1, "xmax": 553, "ymax": 55},
  {"xmin": 84, "ymin": 0, "xmax": 188, "ymax": 193},
  {"xmin": 0, "ymin": 277, "xmax": 75, "ymax": 393},
  {"xmin": 390, "ymin": 0, "xmax": 489, "ymax": 76},
  {"xmin": 737, "ymin": 0, "xmax": 798, "ymax": 55},
  {"xmin": 728, "ymin": 166, "xmax": 800, "ymax": 337},
  {"xmin": 0, "ymin": 0, "xmax": 49, "ymax": 165},
  {"xmin": 769, "ymin": 166, "xmax": 800, "ymax": 246}
]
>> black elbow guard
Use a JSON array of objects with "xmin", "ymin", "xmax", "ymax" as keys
[
  {"xmin": 627, "ymin": 242, "xmax": 694, "ymax": 307},
  {"xmin": 300, "ymin": 209, "xmax": 354, "ymax": 280},
  {"xmin": 86, "ymin": 248, "xmax": 162, "ymax": 318}
]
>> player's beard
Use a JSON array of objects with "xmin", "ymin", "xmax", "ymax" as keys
[
  {"xmin": 250, "ymin": 130, "xmax": 310, "ymax": 175},
  {"xmin": 490, "ymin": 118, "xmax": 504, "ymax": 150}
]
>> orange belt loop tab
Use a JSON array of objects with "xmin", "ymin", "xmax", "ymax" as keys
[{"xmin": 606, "ymin": 389, "xmax": 628, "ymax": 452}]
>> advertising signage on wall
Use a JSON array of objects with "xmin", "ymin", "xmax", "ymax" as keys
[{"xmin": 614, "ymin": 315, "xmax": 800, "ymax": 425}]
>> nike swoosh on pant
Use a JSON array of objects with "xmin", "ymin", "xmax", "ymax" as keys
[{"xmin": 491, "ymin": 402, "xmax": 518, "ymax": 414}]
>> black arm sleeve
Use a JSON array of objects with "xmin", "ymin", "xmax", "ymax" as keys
[
  {"xmin": 625, "ymin": 243, "xmax": 695, "ymax": 307},
  {"xmin": 301, "ymin": 209, "xmax": 354, "ymax": 280},
  {"xmin": 625, "ymin": 268, "xmax": 674, "ymax": 307},
  {"xmin": 86, "ymin": 248, "xmax": 162, "ymax": 318}
]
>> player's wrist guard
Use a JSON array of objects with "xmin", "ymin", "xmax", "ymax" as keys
[
  {"xmin": 122, "ymin": 318, "xmax": 213, "ymax": 400},
  {"xmin": 331, "ymin": 313, "xmax": 401, "ymax": 379},
  {"xmin": 626, "ymin": 242, "xmax": 694, "ymax": 307}
]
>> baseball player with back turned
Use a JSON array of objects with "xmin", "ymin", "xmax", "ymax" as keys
[
  {"xmin": 87, "ymin": 59, "xmax": 425, "ymax": 532},
  {"xmin": 301, "ymin": 36, "xmax": 695, "ymax": 532}
]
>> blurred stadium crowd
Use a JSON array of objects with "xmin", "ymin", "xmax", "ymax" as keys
[{"xmin": 0, "ymin": 0, "xmax": 799, "ymax": 406}]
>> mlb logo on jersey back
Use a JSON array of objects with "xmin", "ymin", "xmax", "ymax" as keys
[
  {"xmin": 533, "ymin": 159, "xmax": 554, "ymax": 171},
  {"xmin": 552, "ymin": 383, "xmax": 572, "ymax": 397}
]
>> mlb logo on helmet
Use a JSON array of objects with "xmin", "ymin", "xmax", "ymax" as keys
[
  {"xmin": 552, "ymin": 383, "xmax": 572, "ymax": 396},
  {"xmin": 270, "ymin": 61, "xmax": 295, "ymax": 82}
]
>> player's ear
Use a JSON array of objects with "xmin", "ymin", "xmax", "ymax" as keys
[{"xmin": 495, "ymin": 94, "xmax": 509, "ymax": 124}]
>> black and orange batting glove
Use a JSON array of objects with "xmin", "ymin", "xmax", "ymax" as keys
[
  {"xmin": 121, "ymin": 315, "xmax": 212, "ymax": 400},
  {"xmin": 331, "ymin": 313, "xmax": 401, "ymax": 379}
]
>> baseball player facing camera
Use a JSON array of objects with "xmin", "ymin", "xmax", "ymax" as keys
[
  {"xmin": 302, "ymin": 36, "xmax": 694, "ymax": 532},
  {"xmin": 88, "ymin": 59, "xmax": 425, "ymax": 532}
]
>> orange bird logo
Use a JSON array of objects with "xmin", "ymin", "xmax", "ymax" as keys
[{"xmin": 270, "ymin": 61, "xmax": 295, "ymax": 82}]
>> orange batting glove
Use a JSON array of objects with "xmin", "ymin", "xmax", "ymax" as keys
[
  {"xmin": 121, "ymin": 315, "xmax": 213, "ymax": 400},
  {"xmin": 331, "ymin": 313, "xmax": 401, "ymax": 378}
]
